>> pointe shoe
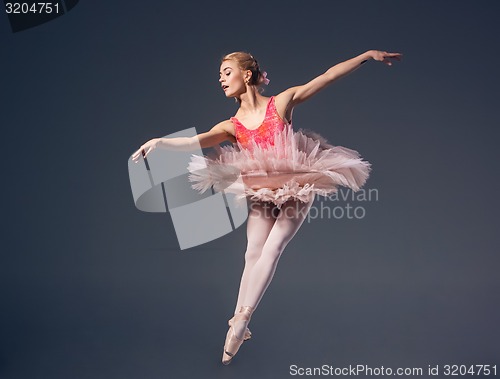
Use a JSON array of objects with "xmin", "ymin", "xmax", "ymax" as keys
[
  {"xmin": 228, "ymin": 317, "xmax": 252, "ymax": 341},
  {"xmin": 222, "ymin": 306, "xmax": 254, "ymax": 365}
]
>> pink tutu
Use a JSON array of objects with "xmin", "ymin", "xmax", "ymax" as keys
[{"xmin": 187, "ymin": 124, "xmax": 371, "ymax": 208}]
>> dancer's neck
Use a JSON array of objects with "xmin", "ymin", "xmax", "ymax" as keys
[{"xmin": 238, "ymin": 91, "xmax": 267, "ymax": 114}]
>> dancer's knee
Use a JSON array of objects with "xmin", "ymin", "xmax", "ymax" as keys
[
  {"xmin": 260, "ymin": 242, "xmax": 286, "ymax": 264},
  {"xmin": 244, "ymin": 247, "xmax": 262, "ymax": 264}
]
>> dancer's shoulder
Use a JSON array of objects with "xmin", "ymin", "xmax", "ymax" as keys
[
  {"xmin": 196, "ymin": 119, "xmax": 236, "ymax": 148},
  {"xmin": 273, "ymin": 91, "xmax": 296, "ymax": 124}
]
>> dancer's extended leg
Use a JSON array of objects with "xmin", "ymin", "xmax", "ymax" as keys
[
  {"xmin": 233, "ymin": 195, "xmax": 315, "ymax": 339},
  {"xmin": 233, "ymin": 200, "xmax": 278, "ymax": 315},
  {"xmin": 223, "ymin": 200, "xmax": 277, "ymax": 362}
]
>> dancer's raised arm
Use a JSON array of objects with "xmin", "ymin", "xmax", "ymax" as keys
[
  {"xmin": 131, "ymin": 120, "xmax": 234, "ymax": 162},
  {"xmin": 280, "ymin": 50, "xmax": 402, "ymax": 108}
]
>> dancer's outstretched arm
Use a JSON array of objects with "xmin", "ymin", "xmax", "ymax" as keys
[
  {"xmin": 131, "ymin": 119, "xmax": 235, "ymax": 161},
  {"xmin": 278, "ymin": 50, "xmax": 402, "ymax": 112}
]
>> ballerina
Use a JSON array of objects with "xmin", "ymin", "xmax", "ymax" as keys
[{"xmin": 131, "ymin": 49, "xmax": 402, "ymax": 364}]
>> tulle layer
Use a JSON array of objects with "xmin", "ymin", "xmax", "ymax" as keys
[{"xmin": 187, "ymin": 124, "xmax": 372, "ymax": 208}]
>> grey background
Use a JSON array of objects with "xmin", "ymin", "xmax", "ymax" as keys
[{"xmin": 1, "ymin": 1, "xmax": 499, "ymax": 378}]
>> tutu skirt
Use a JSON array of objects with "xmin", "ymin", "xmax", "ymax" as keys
[{"xmin": 187, "ymin": 124, "xmax": 371, "ymax": 208}]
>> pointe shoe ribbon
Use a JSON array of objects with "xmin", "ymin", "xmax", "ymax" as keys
[
  {"xmin": 228, "ymin": 317, "xmax": 252, "ymax": 341},
  {"xmin": 222, "ymin": 306, "xmax": 254, "ymax": 365}
]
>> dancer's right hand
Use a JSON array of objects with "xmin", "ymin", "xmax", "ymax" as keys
[{"xmin": 131, "ymin": 138, "xmax": 163, "ymax": 163}]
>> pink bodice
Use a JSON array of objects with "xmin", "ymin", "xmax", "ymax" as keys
[{"xmin": 231, "ymin": 96, "xmax": 289, "ymax": 150}]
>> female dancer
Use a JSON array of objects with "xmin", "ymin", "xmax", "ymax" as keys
[{"xmin": 131, "ymin": 49, "xmax": 401, "ymax": 364}]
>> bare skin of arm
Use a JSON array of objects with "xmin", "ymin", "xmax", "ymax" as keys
[
  {"xmin": 274, "ymin": 50, "xmax": 402, "ymax": 122},
  {"xmin": 131, "ymin": 120, "xmax": 235, "ymax": 162}
]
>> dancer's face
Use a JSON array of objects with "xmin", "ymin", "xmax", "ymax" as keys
[{"xmin": 219, "ymin": 60, "xmax": 247, "ymax": 98}]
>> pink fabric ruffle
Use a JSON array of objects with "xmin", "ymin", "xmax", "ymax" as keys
[{"xmin": 187, "ymin": 124, "xmax": 371, "ymax": 208}]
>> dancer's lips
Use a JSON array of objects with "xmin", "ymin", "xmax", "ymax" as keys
[{"xmin": 222, "ymin": 85, "xmax": 229, "ymax": 91}]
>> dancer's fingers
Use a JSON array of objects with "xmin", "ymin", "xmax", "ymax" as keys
[
  {"xmin": 131, "ymin": 148, "xmax": 143, "ymax": 162},
  {"xmin": 387, "ymin": 52, "xmax": 403, "ymax": 61}
]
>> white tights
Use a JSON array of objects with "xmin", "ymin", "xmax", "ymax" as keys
[{"xmin": 231, "ymin": 195, "xmax": 315, "ymax": 339}]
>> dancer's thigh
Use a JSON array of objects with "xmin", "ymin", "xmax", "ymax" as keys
[
  {"xmin": 264, "ymin": 195, "xmax": 315, "ymax": 253},
  {"xmin": 246, "ymin": 200, "xmax": 279, "ymax": 251}
]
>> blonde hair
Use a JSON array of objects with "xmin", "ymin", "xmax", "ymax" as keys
[{"xmin": 221, "ymin": 51, "xmax": 267, "ymax": 90}]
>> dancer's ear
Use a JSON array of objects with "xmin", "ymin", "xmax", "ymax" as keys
[{"xmin": 244, "ymin": 70, "xmax": 252, "ymax": 84}]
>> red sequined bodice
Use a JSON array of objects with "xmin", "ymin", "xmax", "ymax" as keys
[{"xmin": 231, "ymin": 96, "xmax": 288, "ymax": 150}]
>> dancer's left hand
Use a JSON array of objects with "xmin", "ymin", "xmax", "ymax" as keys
[{"xmin": 370, "ymin": 50, "xmax": 403, "ymax": 66}]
